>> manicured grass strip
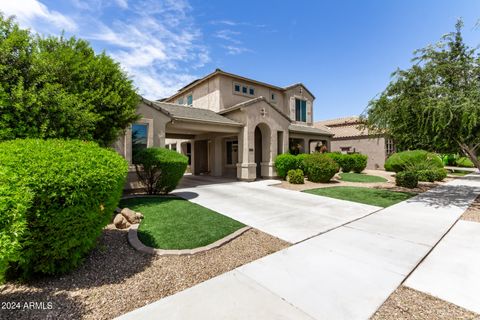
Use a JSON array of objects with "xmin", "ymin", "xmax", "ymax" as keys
[
  {"xmin": 339, "ymin": 172, "xmax": 388, "ymax": 183},
  {"xmin": 120, "ymin": 197, "xmax": 245, "ymax": 250},
  {"xmin": 448, "ymin": 171, "xmax": 470, "ymax": 177},
  {"xmin": 303, "ymin": 186, "xmax": 415, "ymax": 207}
]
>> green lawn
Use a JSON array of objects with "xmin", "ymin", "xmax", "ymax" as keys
[
  {"xmin": 120, "ymin": 197, "xmax": 245, "ymax": 249},
  {"xmin": 339, "ymin": 172, "xmax": 388, "ymax": 183},
  {"xmin": 448, "ymin": 171, "xmax": 470, "ymax": 177},
  {"xmin": 303, "ymin": 186, "xmax": 415, "ymax": 207}
]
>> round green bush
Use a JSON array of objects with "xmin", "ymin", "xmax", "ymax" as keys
[
  {"xmin": 274, "ymin": 153, "xmax": 298, "ymax": 179},
  {"xmin": 0, "ymin": 169, "xmax": 32, "ymax": 283},
  {"xmin": 0, "ymin": 139, "xmax": 128, "ymax": 278},
  {"xmin": 295, "ymin": 153, "xmax": 311, "ymax": 173},
  {"xmin": 395, "ymin": 171, "xmax": 418, "ymax": 189},
  {"xmin": 338, "ymin": 154, "xmax": 356, "ymax": 172},
  {"xmin": 456, "ymin": 156, "xmax": 475, "ymax": 168},
  {"xmin": 287, "ymin": 169, "xmax": 305, "ymax": 184},
  {"xmin": 432, "ymin": 168, "xmax": 447, "ymax": 181},
  {"xmin": 323, "ymin": 152, "xmax": 343, "ymax": 173},
  {"xmin": 385, "ymin": 150, "xmax": 443, "ymax": 172},
  {"xmin": 303, "ymin": 154, "xmax": 339, "ymax": 183},
  {"xmin": 351, "ymin": 154, "xmax": 368, "ymax": 173},
  {"xmin": 135, "ymin": 148, "xmax": 188, "ymax": 194},
  {"xmin": 416, "ymin": 170, "xmax": 437, "ymax": 182}
]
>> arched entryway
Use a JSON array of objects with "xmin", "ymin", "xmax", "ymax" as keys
[{"xmin": 254, "ymin": 123, "xmax": 271, "ymax": 179}]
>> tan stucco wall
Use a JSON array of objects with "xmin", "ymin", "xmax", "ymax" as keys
[
  {"xmin": 217, "ymin": 74, "xmax": 286, "ymax": 112},
  {"xmin": 165, "ymin": 77, "xmax": 221, "ymax": 112},
  {"xmin": 330, "ymin": 136, "xmax": 386, "ymax": 170},
  {"xmin": 284, "ymin": 85, "xmax": 314, "ymax": 125}
]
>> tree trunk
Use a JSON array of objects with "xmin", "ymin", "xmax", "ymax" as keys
[{"xmin": 458, "ymin": 142, "xmax": 480, "ymax": 170}]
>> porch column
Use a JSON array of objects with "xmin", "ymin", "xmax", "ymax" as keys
[
  {"xmin": 304, "ymin": 138, "xmax": 310, "ymax": 154},
  {"xmin": 212, "ymin": 137, "xmax": 223, "ymax": 176},
  {"xmin": 261, "ymin": 130, "xmax": 277, "ymax": 178},
  {"xmin": 236, "ymin": 126, "xmax": 256, "ymax": 181}
]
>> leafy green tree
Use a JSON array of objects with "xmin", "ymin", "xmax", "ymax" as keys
[
  {"xmin": 364, "ymin": 20, "xmax": 480, "ymax": 169},
  {"xmin": 0, "ymin": 14, "xmax": 139, "ymax": 146}
]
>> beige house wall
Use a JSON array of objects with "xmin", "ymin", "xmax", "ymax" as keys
[
  {"xmin": 165, "ymin": 77, "xmax": 221, "ymax": 112},
  {"xmin": 330, "ymin": 136, "xmax": 387, "ymax": 170},
  {"xmin": 284, "ymin": 85, "xmax": 314, "ymax": 126}
]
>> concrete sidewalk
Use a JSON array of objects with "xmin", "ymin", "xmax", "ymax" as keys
[
  {"xmin": 405, "ymin": 220, "xmax": 480, "ymax": 313},
  {"xmin": 118, "ymin": 174, "xmax": 480, "ymax": 320}
]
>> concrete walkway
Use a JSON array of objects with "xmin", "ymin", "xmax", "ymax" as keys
[
  {"xmin": 174, "ymin": 179, "xmax": 381, "ymax": 243},
  {"xmin": 117, "ymin": 174, "xmax": 480, "ymax": 320},
  {"xmin": 405, "ymin": 220, "xmax": 480, "ymax": 313}
]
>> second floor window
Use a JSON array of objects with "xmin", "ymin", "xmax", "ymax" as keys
[
  {"xmin": 187, "ymin": 95, "xmax": 193, "ymax": 106},
  {"xmin": 295, "ymin": 99, "xmax": 307, "ymax": 122},
  {"xmin": 177, "ymin": 97, "xmax": 184, "ymax": 105}
]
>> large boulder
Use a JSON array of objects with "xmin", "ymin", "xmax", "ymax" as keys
[
  {"xmin": 121, "ymin": 208, "xmax": 143, "ymax": 224},
  {"xmin": 113, "ymin": 214, "xmax": 131, "ymax": 229}
]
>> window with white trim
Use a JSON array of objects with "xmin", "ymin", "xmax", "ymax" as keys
[
  {"xmin": 187, "ymin": 94, "xmax": 193, "ymax": 106},
  {"xmin": 295, "ymin": 98, "xmax": 307, "ymax": 122}
]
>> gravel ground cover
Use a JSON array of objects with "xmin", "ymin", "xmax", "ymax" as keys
[
  {"xmin": 462, "ymin": 195, "xmax": 480, "ymax": 223},
  {"xmin": 372, "ymin": 286, "xmax": 480, "ymax": 320},
  {"xmin": 0, "ymin": 226, "xmax": 289, "ymax": 320}
]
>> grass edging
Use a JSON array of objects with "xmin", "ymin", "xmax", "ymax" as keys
[{"xmin": 128, "ymin": 224, "xmax": 251, "ymax": 256}]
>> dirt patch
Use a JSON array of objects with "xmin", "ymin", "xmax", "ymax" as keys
[
  {"xmin": 0, "ymin": 226, "xmax": 289, "ymax": 320},
  {"xmin": 372, "ymin": 286, "xmax": 480, "ymax": 320},
  {"xmin": 462, "ymin": 195, "xmax": 480, "ymax": 223}
]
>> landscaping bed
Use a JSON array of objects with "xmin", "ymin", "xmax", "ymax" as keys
[
  {"xmin": 303, "ymin": 186, "xmax": 415, "ymax": 207},
  {"xmin": 120, "ymin": 196, "xmax": 245, "ymax": 249},
  {"xmin": 0, "ymin": 225, "xmax": 289, "ymax": 320},
  {"xmin": 372, "ymin": 286, "xmax": 479, "ymax": 319}
]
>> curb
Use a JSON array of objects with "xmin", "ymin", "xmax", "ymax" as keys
[{"xmin": 128, "ymin": 225, "xmax": 251, "ymax": 256}]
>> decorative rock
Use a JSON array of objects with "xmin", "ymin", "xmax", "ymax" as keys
[
  {"xmin": 135, "ymin": 212, "xmax": 144, "ymax": 220},
  {"xmin": 114, "ymin": 214, "xmax": 131, "ymax": 229},
  {"xmin": 121, "ymin": 208, "xmax": 141, "ymax": 224}
]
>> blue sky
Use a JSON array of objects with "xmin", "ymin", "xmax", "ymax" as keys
[{"xmin": 1, "ymin": 0, "xmax": 479, "ymax": 120}]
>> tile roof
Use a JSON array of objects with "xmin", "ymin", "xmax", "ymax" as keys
[
  {"xmin": 315, "ymin": 116, "xmax": 376, "ymax": 138},
  {"xmin": 289, "ymin": 124, "xmax": 333, "ymax": 136},
  {"xmin": 143, "ymin": 99, "xmax": 243, "ymax": 127}
]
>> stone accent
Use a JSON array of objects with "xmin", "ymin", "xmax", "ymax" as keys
[{"xmin": 128, "ymin": 224, "xmax": 251, "ymax": 256}]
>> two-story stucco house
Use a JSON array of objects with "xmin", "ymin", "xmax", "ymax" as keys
[{"xmin": 114, "ymin": 69, "xmax": 332, "ymax": 182}]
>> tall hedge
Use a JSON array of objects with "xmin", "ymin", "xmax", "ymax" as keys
[
  {"xmin": 135, "ymin": 148, "xmax": 188, "ymax": 194},
  {"xmin": 385, "ymin": 150, "xmax": 443, "ymax": 172},
  {"xmin": 0, "ymin": 169, "xmax": 32, "ymax": 283},
  {"xmin": 0, "ymin": 139, "xmax": 128, "ymax": 279}
]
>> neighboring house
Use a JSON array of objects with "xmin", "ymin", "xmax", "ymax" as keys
[
  {"xmin": 114, "ymin": 68, "xmax": 332, "ymax": 182},
  {"xmin": 315, "ymin": 116, "xmax": 395, "ymax": 170}
]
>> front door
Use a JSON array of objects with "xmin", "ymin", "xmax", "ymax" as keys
[
  {"xmin": 194, "ymin": 140, "xmax": 209, "ymax": 175},
  {"xmin": 254, "ymin": 127, "xmax": 262, "ymax": 178}
]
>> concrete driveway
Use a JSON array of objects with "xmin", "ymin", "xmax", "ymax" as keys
[
  {"xmin": 118, "ymin": 174, "xmax": 480, "ymax": 320},
  {"xmin": 174, "ymin": 178, "xmax": 381, "ymax": 243}
]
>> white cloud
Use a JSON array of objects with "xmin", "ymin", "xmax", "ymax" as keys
[
  {"xmin": 214, "ymin": 29, "xmax": 241, "ymax": 44},
  {"xmin": 0, "ymin": 0, "xmax": 77, "ymax": 32},
  {"xmin": 114, "ymin": 0, "xmax": 128, "ymax": 9},
  {"xmin": 222, "ymin": 45, "xmax": 252, "ymax": 55}
]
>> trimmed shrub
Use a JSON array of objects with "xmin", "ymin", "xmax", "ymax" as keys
[
  {"xmin": 295, "ymin": 153, "xmax": 311, "ymax": 173},
  {"xmin": 456, "ymin": 157, "xmax": 475, "ymax": 168},
  {"xmin": 287, "ymin": 169, "xmax": 305, "ymax": 184},
  {"xmin": 274, "ymin": 153, "xmax": 298, "ymax": 179},
  {"xmin": 395, "ymin": 171, "xmax": 418, "ymax": 189},
  {"xmin": 0, "ymin": 139, "xmax": 128, "ymax": 278},
  {"xmin": 135, "ymin": 148, "xmax": 188, "ymax": 194},
  {"xmin": 385, "ymin": 150, "xmax": 443, "ymax": 172},
  {"xmin": 442, "ymin": 154, "xmax": 458, "ymax": 166},
  {"xmin": 0, "ymin": 169, "xmax": 32, "ymax": 283},
  {"xmin": 323, "ymin": 152, "xmax": 343, "ymax": 173},
  {"xmin": 351, "ymin": 154, "xmax": 368, "ymax": 173},
  {"xmin": 416, "ymin": 170, "xmax": 437, "ymax": 182},
  {"xmin": 432, "ymin": 168, "xmax": 447, "ymax": 181},
  {"xmin": 338, "ymin": 154, "xmax": 356, "ymax": 172},
  {"xmin": 303, "ymin": 154, "xmax": 339, "ymax": 183}
]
